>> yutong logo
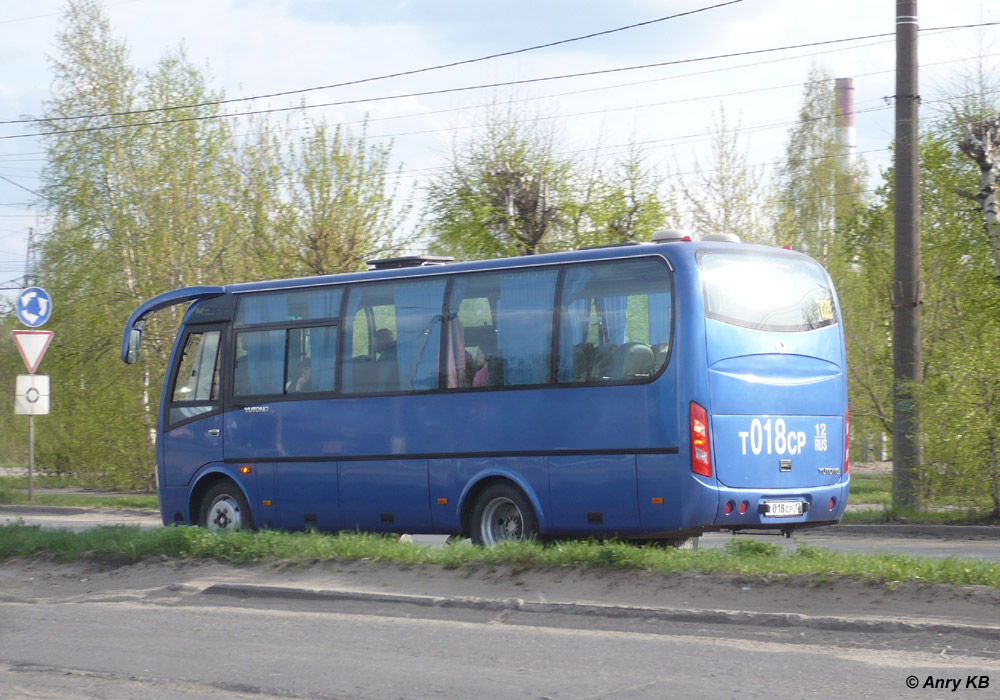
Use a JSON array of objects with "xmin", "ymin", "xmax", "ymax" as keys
[
  {"xmin": 243, "ymin": 406, "xmax": 270, "ymax": 414},
  {"xmin": 817, "ymin": 467, "xmax": 840, "ymax": 475}
]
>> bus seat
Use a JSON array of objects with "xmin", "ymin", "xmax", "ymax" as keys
[
  {"xmin": 350, "ymin": 356, "xmax": 379, "ymax": 393},
  {"xmin": 572, "ymin": 342, "xmax": 596, "ymax": 382},
  {"xmin": 651, "ymin": 342, "xmax": 670, "ymax": 371},
  {"xmin": 621, "ymin": 342, "xmax": 654, "ymax": 378}
]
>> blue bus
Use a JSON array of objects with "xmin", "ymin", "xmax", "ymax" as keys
[{"xmin": 121, "ymin": 233, "xmax": 849, "ymax": 546}]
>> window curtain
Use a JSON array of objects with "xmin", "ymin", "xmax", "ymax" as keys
[
  {"xmin": 558, "ymin": 267, "xmax": 594, "ymax": 383},
  {"xmin": 648, "ymin": 292, "xmax": 671, "ymax": 346},
  {"xmin": 307, "ymin": 291, "xmax": 342, "ymax": 390},
  {"xmin": 596, "ymin": 296, "xmax": 627, "ymax": 345},
  {"xmin": 342, "ymin": 290, "xmax": 365, "ymax": 393},
  {"xmin": 444, "ymin": 278, "xmax": 468, "ymax": 388},
  {"xmin": 242, "ymin": 296, "xmax": 287, "ymax": 394},
  {"xmin": 497, "ymin": 270, "xmax": 557, "ymax": 385},
  {"xmin": 393, "ymin": 280, "xmax": 446, "ymax": 391}
]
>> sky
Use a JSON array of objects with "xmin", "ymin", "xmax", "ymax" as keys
[{"xmin": 1, "ymin": 0, "xmax": 999, "ymax": 293}]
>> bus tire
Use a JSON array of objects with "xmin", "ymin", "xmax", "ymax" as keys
[
  {"xmin": 198, "ymin": 481, "xmax": 253, "ymax": 532},
  {"xmin": 470, "ymin": 482, "xmax": 538, "ymax": 547}
]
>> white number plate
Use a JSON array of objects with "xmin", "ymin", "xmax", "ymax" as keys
[{"xmin": 764, "ymin": 500, "xmax": 803, "ymax": 518}]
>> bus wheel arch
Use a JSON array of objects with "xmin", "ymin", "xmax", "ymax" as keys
[
  {"xmin": 464, "ymin": 478, "xmax": 539, "ymax": 546},
  {"xmin": 191, "ymin": 475, "xmax": 254, "ymax": 531}
]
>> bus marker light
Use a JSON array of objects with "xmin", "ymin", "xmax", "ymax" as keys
[
  {"xmin": 262, "ymin": 500, "xmax": 272, "ymax": 507},
  {"xmin": 437, "ymin": 498, "xmax": 448, "ymax": 505},
  {"xmin": 239, "ymin": 465, "xmax": 252, "ymax": 475},
  {"xmin": 651, "ymin": 497, "xmax": 664, "ymax": 504}
]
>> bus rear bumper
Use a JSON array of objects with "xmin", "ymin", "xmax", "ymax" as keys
[{"xmin": 711, "ymin": 480, "xmax": 848, "ymax": 530}]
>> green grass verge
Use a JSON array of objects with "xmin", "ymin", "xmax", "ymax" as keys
[
  {"xmin": 1, "ymin": 524, "xmax": 998, "ymax": 588},
  {"xmin": 848, "ymin": 473, "xmax": 892, "ymax": 506},
  {"xmin": 0, "ymin": 488, "xmax": 157, "ymax": 511},
  {"xmin": 0, "ymin": 476, "xmax": 157, "ymax": 510},
  {"xmin": 842, "ymin": 506, "xmax": 999, "ymax": 525}
]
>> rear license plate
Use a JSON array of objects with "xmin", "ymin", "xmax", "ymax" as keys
[{"xmin": 764, "ymin": 500, "xmax": 803, "ymax": 518}]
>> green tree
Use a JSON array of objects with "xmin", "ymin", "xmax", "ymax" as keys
[
  {"xmin": 275, "ymin": 120, "xmax": 410, "ymax": 276},
  {"xmin": 568, "ymin": 143, "xmax": 671, "ymax": 248},
  {"xmin": 424, "ymin": 104, "xmax": 576, "ymax": 259},
  {"xmin": 18, "ymin": 1, "xmax": 408, "ymax": 487},
  {"xmin": 840, "ymin": 126, "xmax": 1000, "ymax": 515},
  {"xmin": 673, "ymin": 108, "xmax": 772, "ymax": 244},
  {"xmin": 775, "ymin": 66, "xmax": 866, "ymax": 266}
]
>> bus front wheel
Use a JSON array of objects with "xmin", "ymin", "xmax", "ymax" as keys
[
  {"xmin": 470, "ymin": 483, "xmax": 538, "ymax": 546},
  {"xmin": 198, "ymin": 481, "xmax": 253, "ymax": 531}
]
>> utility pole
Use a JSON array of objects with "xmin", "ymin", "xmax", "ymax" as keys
[
  {"xmin": 24, "ymin": 227, "xmax": 34, "ymax": 287},
  {"xmin": 892, "ymin": 0, "xmax": 922, "ymax": 511}
]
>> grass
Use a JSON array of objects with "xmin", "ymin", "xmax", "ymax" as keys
[
  {"xmin": 848, "ymin": 473, "xmax": 892, "ymax": 506},
  {"xmin": 845, "ymin": 472, "xmax": 998, "ymax": 524},
  {"xmin": 1, "ymin": 524, "xmax": 998, "ymax": 588},
  {"xmin": 0, "ymin": 476, "xmax": 157, "ymax": 511},
  {"xmin": 842, "ymin": 506, "xmax": 999, "ymax": 525}
]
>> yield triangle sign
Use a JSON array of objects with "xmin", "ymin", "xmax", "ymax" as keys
[{"xmin": 11, "ymin": 330, "xmax": 54, "ymax": 374}]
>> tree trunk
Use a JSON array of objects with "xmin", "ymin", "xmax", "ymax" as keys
[{"xmin": 958, "ymin": 119, "xmax": 1000, "ymax": 281}]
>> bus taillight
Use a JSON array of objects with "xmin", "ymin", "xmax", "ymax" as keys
[
  {"xmin": 844, "ymin": 408, "xmax": 850, "ymax": 475},
  {"xmin": 690, "ymin": 401, "xmax": 712, "ymax": 477}
]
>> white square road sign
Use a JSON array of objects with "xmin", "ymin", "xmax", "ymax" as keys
[{"xmin": 15, "ymin": 374, "xmax": 50, "ymax": 415}]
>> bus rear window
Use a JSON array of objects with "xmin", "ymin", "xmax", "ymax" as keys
[{"xmin": 698, "ymin": 250, "xmax": 837, "ymax": 332}]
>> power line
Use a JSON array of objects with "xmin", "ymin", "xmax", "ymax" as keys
[
  {"xmin": 0, "ymin": 1, "xmax": 745, "ymax": 126},
  {"xmin": 0, "ymin": 175, "xmax": 42, "ymax": 198},
  {"xmin": 4, "ymin": 18, "xmax": 996, "ymax": 139},
  {"xmin": 0, "ymin": 31, "xmax": 907, "ymax": 142},
  {"xmin": 8, "ymin": 21, "xmax": 998, "ymax": 144}
]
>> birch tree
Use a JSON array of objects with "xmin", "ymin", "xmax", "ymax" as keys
[{"xmin": 958, "ymin": 118, "xmax": 1000, "ymax": 281}]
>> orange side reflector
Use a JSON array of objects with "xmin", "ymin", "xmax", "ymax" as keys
[
  {"xmin": 651, "ymin": 497, "xmax": 664, "ymax": 505},
  {"xmin": 262, "ymin": 500, "xmax": 272, "ymax": 507},
  {"xmin": 437, "ymin": 498, "xmax": 448, "ymax": 505},
  {"xmin": 239, "ymin": 465, "xmax": 252, "ymax": 475}
]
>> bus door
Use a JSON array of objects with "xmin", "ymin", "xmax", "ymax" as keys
[{"xmin": 161, "ymin": 324, "xmax": 225, "ymax": 491}]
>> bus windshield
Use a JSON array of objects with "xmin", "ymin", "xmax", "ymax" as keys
[{"xmin": 698, "ymin": 250, "xmax": 838, "ymax": 333}]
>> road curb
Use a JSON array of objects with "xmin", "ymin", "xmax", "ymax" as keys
[
  {"xmin": 202, "ymin": 583, "xmax": 1000, "ymax": 641},
  {"xmin": 0, "ymin": 505, "xmax": 158, "ymax": 517},
  {"xmin": 831, "ymin": 524, "xmax": 1000, "ymax": 539},
  {"xmin": 0, "ymin": 504, "xmax": 91, "ymax": 516}
]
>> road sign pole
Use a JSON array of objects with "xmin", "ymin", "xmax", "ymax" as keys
[
  {"xmin": 27, "ymin": 415, "xmax": 34, "ymax": 501},
  {"xmin": 12, "ymin": 286, "xmax": 53, "ymax": 503}
]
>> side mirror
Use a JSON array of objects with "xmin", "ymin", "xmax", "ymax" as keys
[{"xmin": 126, "ymin": 328, "xmax": 142, "ymax": 364}]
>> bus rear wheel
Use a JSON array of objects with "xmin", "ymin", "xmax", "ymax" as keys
[
  {"xmin": 198, "ymin": 481, "xmax": 253, "ymax": 532},
  {"xmin": 470, "ymin": 483, "xmax": 538, "ymax": 546}
]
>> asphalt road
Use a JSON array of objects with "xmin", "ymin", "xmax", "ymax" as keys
[
  {"xmin": 1, "ymin": 557, "xmax": 998, "ymax": 700},
  {"xmin": 2, "ymin": 506, "xmax": 999, "ymax": 698}
]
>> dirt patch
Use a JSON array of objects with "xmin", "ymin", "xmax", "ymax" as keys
[{"xmin": 1, "ymin": 555, "xmax": 998, "ymax": 629}]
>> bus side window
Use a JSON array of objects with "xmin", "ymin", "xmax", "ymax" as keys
[
  {"xmin": 343, "ymin": 279, "xmax": 445, "ymax": 394},
  {"xmin": 558, "ymin": 259, "xmax": 672, "ymax": 384},
  {"xmin": 286, "ymin": 326, "xmax": 337, "ymax": 394},
  {"xmin": 169, "ymin": 330, "xmax": 221, "ymax": 423},
  {"xmin": 448, "ymin": 269, "xmax": 557, "ymax": 388},
  {"xmin": 233, "ymin": 329, "xmax": 285, "ymax": 397}
]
